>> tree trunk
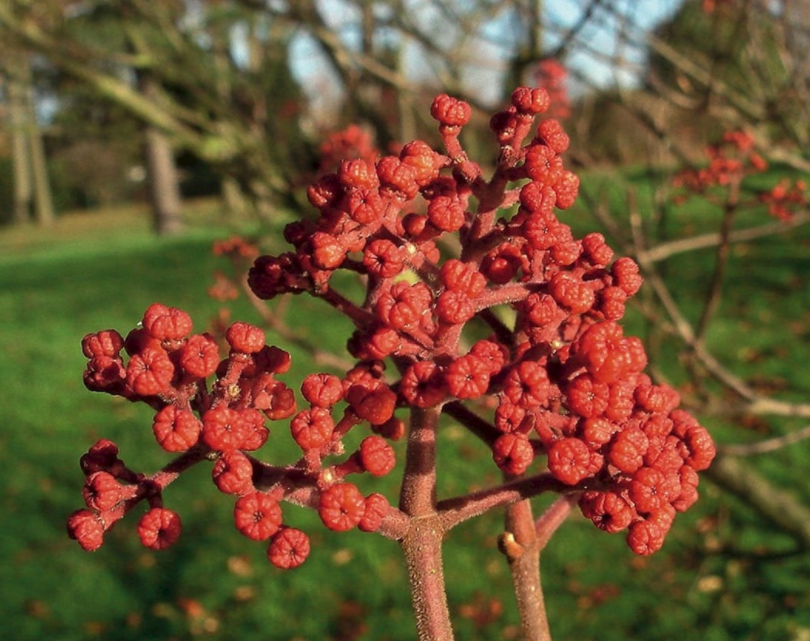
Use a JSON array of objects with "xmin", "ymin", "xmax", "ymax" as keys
[
  {"xmin": 5, "ymin": 52, "xmax": 54, "ymax": 226},
  {"xmin": 26, "ymin": 78, "xmax": 55, "ymax": 226},
  {"xmin": 6, "ymin": 71, "xmax": 33, "ymax": 225},
  {"xmin": 138, "ymin": 72, "xmax": 184, "ymax": 235}
]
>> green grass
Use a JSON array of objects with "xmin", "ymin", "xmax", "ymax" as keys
[{"xmin": 2, "ymin": 190, "xmax": 810, "ymax": 641}]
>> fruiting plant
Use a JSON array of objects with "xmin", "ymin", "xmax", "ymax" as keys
[{"xmin": 69, "ymin": 88, "xmax": 716, "ymax": 640}]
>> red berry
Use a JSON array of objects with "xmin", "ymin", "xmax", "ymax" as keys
[
  {"xmin": 318, "ymin": 482, "xmax": 366, "ymax": 532},
  {"xmin": 178, "ymin": 334, "xmax": 220, "ymax": 378},
  {"xmin": 138, "ymin": 508, "xmax": 182, "ymax": 550},
  {"xmin": 67, "ymin": 509, "xmax": 105, "ymax": 552},
  {"xmin": 358, "ymin": 436, "xmax": 396, "ymax": 477},
  {"xmin": 126, "ymin": 348, "xmax": 174, "ymax": 396},
  {"xmin": 492, "ymin": 433, "xmax": 534, "ymax": 476},
  {"xmin": 290, "ymin": 407, "xmax": 335, "ymax": 450},
  {"xmin": 301, "ymin": 373, "xmax": 344, "ymax": 408},
  {"xmin": 81, "ymin": 330, "xmax": 124, "ymax": 359},
  {"xmin": 445, "ymin": 355, "xmax": 491, "ymax": 400},
  {"xmin": 202, "ymin": 406, "xmax": 249, "ymax": 452},
  {"xmin": 430, "ymin": 94, "xmax": 472, "ymax": 128},
  {"xmin": 226, "ymin": 322, "xmax": 266, "ymax": 354},
  {"xmin": 358, "ymin": 493, "xmax": 390, "ymax": 533},
  {"xmin": 142, "ymin": 303, "xmax": 193, "ymax": 341},
  {"xmin": 268, "ymin": 527, "xmax": 310, "ymax": 569},
  {"xmin": 82, "ymin": 471, "xmax": 123, "ymax": 512},
  {"xmin": 212, "ymin": 450, "xmax": 254, "ymax": 495},
  {"xmin": 547, "ymin": 437, "xmax": 591, "ymax": 485},
  {"xmin": 234, "ymin": 492, "xmax": 283, "ymax": 541}
]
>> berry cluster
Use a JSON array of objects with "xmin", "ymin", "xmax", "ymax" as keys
[
  {"xmin": 672, "ymin": 129, "xmax": 806, "ymax": 220},
  {"xmin": 70, "ymin": 304, "xmax": 400, "ymax": 567},
  {"xmin": 245, "ymin": 87, "xmax": 715, "ymax": 554},
  {"xmin": 71, "ymin": 88, "xmax": 715, "ymax": 563},
  {"xmin": 534, "ymin": 59, "xmax": 571, "ymax": 120}
]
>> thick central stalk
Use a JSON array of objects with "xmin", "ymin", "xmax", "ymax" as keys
[
  {"xmin": 399, "ymin": 406, "xmax": 454, "ymax": 640},
  {"xmin": 399, "ymin": 406, "xmax": 442, "ymax": 517}
]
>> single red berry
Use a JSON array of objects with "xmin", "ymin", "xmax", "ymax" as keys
[
  {"xmin": 677, "ymin": 424, "xmax": 716, "ymax": 471},
  {"xmin": 547, "ymin": 437, "xmax": 592, "ymax": 485},
  {"xmin": 430, "ymin": 94, "xmax": 472, "ymax": 128},
  {"xmin": 237, "ymin": 408, "xmax": 270, "ymax": 451},
  {"xmin": 629, "ymin": 467, "xmax": 680, "ymax": 514},
  {"xmin": 212, "ymin": 450, "xmax": 254, "ymax": 495},
  {"xmin": 612, "ymin": 257, "xmax": 643, "ymax": 296},
  {"xmin": 308, "ymin": 231, "xmax": 347, "ymax": 270},
  {"xmin": 202, "ymin": 406, "xmax": 249, "ymax": 452},
  {"xmin": 427, "ymin": 195, "xmax": 466, "ymax": 232},
  {"xmin": 83, "ymin": 355, "xmax": 126, "ymax": 392},
  {"xmin": 226, "ymin": 322, "xmax": 266, "ymax": 354},
  {"xmin": 138, "ymin": 507, "xmax": 182, "ymax": 550},
  {"xmin": 548, "ymin": 272, "xmax": 595, "ymax": 315},
  {"xmin": 346, "ymin": 384, "xmax": 397, "ymax": 426},
  {"xmin": 579, "ymin": 491, "xmax": 635, "ymax": 533},
  {"xmin": 470, "ymin": 340, "xmax": 507, "ymax": 375},
  {"xmin": 503, "ymin": 360, "xmax": 554, "ymax": 409},
  {"xmin": 608, "ymin": 427, "xmax": 649, "ymax": 475},
  {"xmin": 445, "ymin": 355, "xmax": 491, "ymax": 400},
  {"xmin": 142, "ymin": 303, "xmax": 193, "ymax": 341},
  {"xmin": 81, "ymin": 329, "xmax": 125, "ymax": 359},
  {"xmin": 318, "ymin": 482, "xmax": 366, "ymax": 532},
  {"xmin": 519, "ymin": 181, "xmax": 557, "ymax": 215},
  {"xmin": 580, "ymin": 417, "xmax": 619, "ymax": 449},
  {"xmin": 301, "ymin": 373, "xmax": 344, "ymax": 408},
  {"xmin": 67, "ymin": 509, "xmax": 105, "ymax": 551},
  {"xmin": 626, "ymin": 518, "xmax": 666, "ymax": 556},
  {"xmin": 126, "ymin": 347, "xmax": 174, "ymax": 396},
  {"xmin": 234, "ymin": 492, "xmax": 283, "ymax": 541},
  {"xmin": 553, "ymin": 170, "xmax": 580, "ymax": 209},
  {"xmin": 672, "ymin": 465, "xmax": 700, "ymax": 512},
  {"xmin": 358, "ymin": 493, "xmax": 390, "ymax": 532},
  {"xmin": 400, "ymin": 360, "xmax": 447, "ymax": 409},
  {"xmin": 537, "ymin": 119, "xmax": 569, "ymax": 153},
  {"xmin": 290, "ymin": 407, "xmax": 335, "ymax": 450},
  {"xmin": 80, "ymin": 439, "xmax": 120, "ymax": 475},
  {"xmin": 178, "ymin": 334, "xmax": 220, "ymax": 378},
  {"xmin": 511, "ymin": 86, "xmax": 550, "ymax": 114},
  {"xmin": 400, "ymin": 140, "xmax": 441, "ymax": 186},
  {"xmin": 524, "ymin": 144, "xmax": 564, "ymax": 187},
  {"xmin": 376, "ymin": 156, "xmax": 419, "ymax": 200},
  {"xmin": 338, "ymin": 158, "xmax": 379, "ymax": 190},
  {"xmin": 565, "ymin": 374, "xmax": 610, "ymax": 418},
  {"xmin": 268, "ymin": 527, "xmax": 310, "ymax": 569},
  {"xmin": 439, "ymin": 259, "xmax": 487, "ymax": 298},
  {"xmin": 358, "ymin": 436, "xmax": 396, "ymax": 477},
  {"xmin": 82, "ymin": 471, "xmax": 123, "ymax": 512},
  {"xmin": 581, "ymin": 233, "xmax": 614, "ymax": 267},
  {"xmin": 363, "ymin": 239, "xmax": 406, "ymax": 279},
  {"xmin": 436, "ymin": 290, "xmax": 475, "ymax": 325},
  {"xmin": 492, "ymin": 433, "xmax": 535, "ymax": 476}
]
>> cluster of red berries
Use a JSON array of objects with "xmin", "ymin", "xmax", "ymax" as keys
[
  {"xmin": 673, "ymin": 130, "xmax": 766, "ymax": 194},
  {"xmin": 245, "ymin": 87, "xmax": 715, "ymax": 554},
  {"xmin": 759, "ymin": 178, "xmax": 807, "ymax": 221},
  {"xmin": 70, "ymin": 304, "xmax": 401, "ymax": 567},
  {"xmin": 672, "ymin": 129, "xmax": 807, "ymax": 220},
  {"xmin": 534, "ymin": 59, "xmax": 571, "ymax": 120}
]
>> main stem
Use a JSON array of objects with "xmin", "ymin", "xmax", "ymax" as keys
[
  {"xmin": 504, "ymin": 499, "xmax": 550, "ymax": 641},
  {"xmin": 399, "ymin": 406, "xmax": 455, "ymax": 641}
]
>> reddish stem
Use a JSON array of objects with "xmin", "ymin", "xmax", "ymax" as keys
[
  {"xmin": 504, "ymin": 499, "xmax": 550, "ymax": 641},
  {"xmin": 398, "ymin": 405, "xmax": 456, "ymax": 639}
]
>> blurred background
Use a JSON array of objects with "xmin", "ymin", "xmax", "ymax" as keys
[{"xmin": 1, "ymin": 0, "xmax": 810, "ymax": 639}]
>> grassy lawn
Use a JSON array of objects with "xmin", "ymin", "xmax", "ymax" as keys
[{"xmin": 2, "ymin": 190, "xmax": 809, "ymax": 641}]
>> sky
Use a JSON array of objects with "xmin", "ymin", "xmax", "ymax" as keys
[{"xmin": 286, "ymin": 0, "xmax": 685, "ymax": 112}]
